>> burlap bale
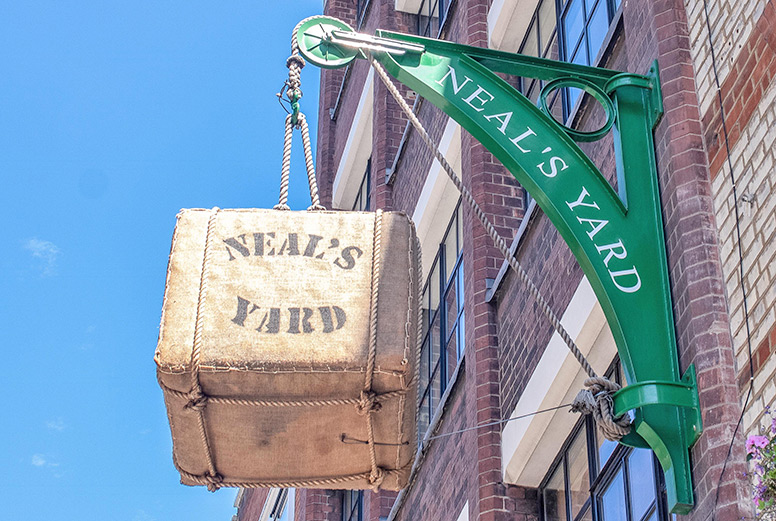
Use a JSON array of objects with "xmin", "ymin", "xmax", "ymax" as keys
[{"xmin": 155, "ymin": 208, "xmax": 420, "ymax": 491}]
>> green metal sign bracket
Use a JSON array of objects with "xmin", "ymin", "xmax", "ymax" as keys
[{"xmin": 296, "ymin": 17, "xmax": 701, "ymax": 514}]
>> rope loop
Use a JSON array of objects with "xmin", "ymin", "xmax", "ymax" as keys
[
  {"xmin": 205, "ymin": 472, "xmax": 224, "ymax": 492},
  {"xmin": 356, "ymin": 390, "xmax": 383, "ymax": 416},
  {"xmin": 286, "ymin": 54, "xmax": 305, "ymax": 71},
  {"xmin": 571, "ymin": 377, "xmax": 632, "ymax": 441},
  {"xmin": 367, "ymin": 467, "xmax": 385, "ymax": 491},
  {"xmin": 184, "ymin": 389, "xmax": 209, "ymax": 412}
]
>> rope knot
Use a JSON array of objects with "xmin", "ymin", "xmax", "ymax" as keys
[
  {"xmin": 205, "ymin": 472, "xmax": 223, "ymax": 492},
  {"xmin": 273, "ymin": 203, "xmax": 291, "ymax": 211},
  {"xmin": 184, "ymin": 389, "xmax": 209, "ymax": 412},
  {"xmin": 356, "ymin": 391, "xmax": 382, "ymax": 416},
  {"xmin": 367, "ymin": 467, "xmax": 385, "ymax": 491},
  {"xmin": 571, "ymin": 377, "xmax": 631, "ymax": 442},
  {"xmin": 286, "ymin": 54, "xmax": 306, "ymax": 70}
]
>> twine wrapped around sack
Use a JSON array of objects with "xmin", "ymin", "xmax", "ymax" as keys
[{"xmin": 155, "ymin": 19, "xmax": 422, "ymax": 491}]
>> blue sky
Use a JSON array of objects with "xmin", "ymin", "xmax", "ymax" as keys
[{"xmin": 0, "ymin": 2, "xmax": 322, "ymax": 519}]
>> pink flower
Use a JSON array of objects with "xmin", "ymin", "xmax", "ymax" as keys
[{"xmin": 748, "ymin": 435, "xmax": 770, "ymax": 454}]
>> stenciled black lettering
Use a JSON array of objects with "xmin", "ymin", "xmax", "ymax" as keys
[
  {"xmin": 231, "ymin": 296, "xmax": 253, "ymax": 326},
  {"xmin": 256, "ymin": 308, "xmax": 280, "ymax": 333},
  {"xmin": 319, "ymin": 307, "xmax": 334, "ymax": 333},
  {"xmin": 333, "ymin": 306, "xmax": 347, "ymax": 330},
  {"xmin": 253, "ymin": 233, "xmax": 264, "ymax": 256},
  {"xmin": 278, "ymin": 233, "xmax": 300, "ymax": 256},
  {"xmin": 265, "ymin": 232, "xmax": 276, "ymax": 256},
  {"xmin": 223, "ymin": 235, "xmax": 250, "ymax": 260},
  {"xmin": 334, "ymin": 246, "xmax": 363, "ymax": 270},
  {"xmin": 303, "ymin": 234, "xmax": 323, "ymax": 257},
  {"xmin": 287, "ymin": 307, "xmax": 301, "ymax": 334},
  {"xmin": 301, "ymin": 308, "xmax": 314, "ymax": 333}
]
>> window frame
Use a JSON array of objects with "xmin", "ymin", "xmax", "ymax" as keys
[
  {"xmin": 356, "ymin": 0, "xmax": 371, "ymax": 29},
  {"xmin": 517, "ymin": 0, "xmax": 621, "ymax": 122},
  {"xmin": 352, "ymin": 157, "xmax": 372, "ymax": 211},
  {"xmin": 415, "ymin": 0, "xmax": 454, "ymax": 38},
  {"xmin": 417, "ymin": 200, "xmax": 465, "ymax": 437},
  {"xmin": 268, "ymin": 489, "xmax": 295, "ymax": 521},
  {"xmin": 342, "ymin": 490, "xmax": 363, "ymax": 521},
  {"xmin": 538, "ymin": 359, "xmax": 671, "ymax": 521}
]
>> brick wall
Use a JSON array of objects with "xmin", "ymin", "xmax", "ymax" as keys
[
  {"xmin": 687, "ymin": 0, "xmax": 776, "ymax": 444},
  {"xmin": 302, "ymin": 1, "xmax": 758, "ymax": 521},
  {"xmin": 236, "ymin": 489, "xmax": 270, "ymax": 521},
  {"xmin": 685, "ymin": 0, "xmax": 773, "ymax": 117}
]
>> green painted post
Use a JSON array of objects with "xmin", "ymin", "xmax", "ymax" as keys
[{"xmin": 295, "ymin": 17, "xmax": 702, "ymax": 513}]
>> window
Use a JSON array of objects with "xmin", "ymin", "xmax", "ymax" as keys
[
  {"xmin": 343, "ymin": 490, "xmax": 363, "ymax": 521},
  {"xmin": 269, "ymin": 489, "xmax": 295, "ymax": 521},
  {"xmin": 540, "ymin": 360, "xmax": 670, "ymax": 521},
  {"xmin": 418, "ymin": 201, "xmax": 465, "ymax": 436},
  {"xmin": 352, "ymin": 158, "xmax": 371, "ymax": 211},
  {"xmin": 558, "ymin": 0, "xmax": 620, "ymax": 113},
  {"xmin": 356, "ymin": 0, "xmax": 370, "ymax": 28},
  {"xmin": 416, "ymin": 0, "xmax": 453, "ymax": 38},
  {"xmin": 518, "ymin": 0, "xmax": 621, "ymax": 120}
]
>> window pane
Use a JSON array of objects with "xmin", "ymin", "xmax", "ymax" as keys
[
  {"xmin": 456, "ymin": 261, "xmax": 465, "ymax": 313},
  {"xmin": 421, "ymin": 286, "xmax": 431, "ymax": 338},
  {"xmin": 544, "ymin": 463, "xmax": 567, "ymax": 521},
  {"xmin": 600, "ymin": 469, "xmax": 627, "ymax": 521},
  {"xmin": 454, "ymin": 204, "xmax": 461, "ymax": 252},
  {"xmin": 571, "ymin": 41, "xmax": 587, "ymax": 65},
  {"xmin": 522, "ymin": 23, "xmax": 539, "ymax": 57},
  {"xmin": 567, "ymin": 430, "xmax": 591, "ymax": 518},
  {"xmin": 418, "ymin": 391, "xmax": 430, "ymax": 435},
  {"xmin": 446, "ymin": 326, "xmax": 458, "ymax": 377},
  {"xmin": 429, "ymin": 261, "xmax": 440, "ymax": 315},
  {"xmin": 576, "ymin": 505, "xmax": 593, "ymax": 521},
  {"xmin": 444, "ymin": 239, "xmax": 457, "ymax": 284},
  {"xmin": 430, "ymin": 357, "xmax": 443, "ymax": 411},
  {"xmin": 456, "ymin": 309, "xmax": 465, "ymax": 360},
  {"xmin": 598, "ymin": 437, "xmax": 618, "ymax": 470},
  {"xmin": 587, "ymin": 0, "xmax": 609, "ymax": 64},
  {"xmin": 562, "ymin": 0, "xmax": 584, "ymax": 59},
  {"xmin": 538, "ymin": 0, "xmax": 557, "ymax": 54},
  {"xmin": 628, "ymin": 449, "xmax": 657, "ymax": 521},
  {"xmin": 527, "ymin": 79, "xmax": 540, "ymax": 104},
  {"xmin": 420, "ymin": 336, "xmax": 430, "ymax": 385},
  {"xmin": 279, "ymin": 489, "xmax": 295, "ymax": 521},
  {"xmin": 445, "ymin": 283, "xmax": 458, "ymax": 342},
  {"xmin": 430, "ymin": 313, "xmax": 441, "ymax": 373}
]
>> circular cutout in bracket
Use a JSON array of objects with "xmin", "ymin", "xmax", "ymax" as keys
[
  {"xmin": 296, "ymin": 16, "xmax": 357, "ymax": 70},
  {"xmin": 539, "ymin": 77, "xmax": 616, "ymax": 142}
]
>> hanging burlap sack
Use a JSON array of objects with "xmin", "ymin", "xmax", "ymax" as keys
[{"xmin": 155, "ymin": 207, "xmax": 421, "ymax": 491}]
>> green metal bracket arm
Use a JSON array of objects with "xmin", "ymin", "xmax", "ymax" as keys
[{"xmin": 295, "ymin": 16, "xmax": 701, "ymax": 514}]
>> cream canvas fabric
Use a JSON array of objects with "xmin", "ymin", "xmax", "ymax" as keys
[{"xmin": 156, "ymin": 208, "xmax": 420, "ymax": 491}]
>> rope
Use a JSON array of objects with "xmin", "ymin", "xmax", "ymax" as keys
[
  {"xmin": 571, "ymin": 377, "xmax": 632, "ymax": 441},
  {"xmin": 274, "ymin": 114, "xmax": 293, "ymax": 211},
  {"xmin": 188, "ymin": 207, "xmax": 221, "ymax": 489},
  {"xmin": 175, "ymin": 460, "xmax": 412, "ymax": 490},
  {"xmin": 159, "ymin": 374, "xmax": 408, "ymax": 408},
  {"xmin": 298, "ymin": 113, "xmax": 325, "ymax": 210},
  {"xmin": 275, "ymin": 17, "xmax": 326, "ymax": 211},
  {"xmin": 365, "ymin": 53, "xmax": 631, "ymax": 441},
  {"xmin": 361, "ymin": 209, "xmax": 385, "ymax": 490}
]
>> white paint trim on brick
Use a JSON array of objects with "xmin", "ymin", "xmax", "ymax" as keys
[
  {"xmin": 332, "ymin": 68, "xmax": 374, "ymax": 210},
  {"xmin": 457, "ymin": 501, "xmax": 469, "ymax": 521},
  {"xmin": 501, "ymin": 276, "xmax": 617, "ymax": 486},
  {"xmin": 411, "ymin": 117, "xmax": 462, "ymax": 279},
  {"xmin": 488, "ymin": 0, "xmax": 539, "ymax": 51}
]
